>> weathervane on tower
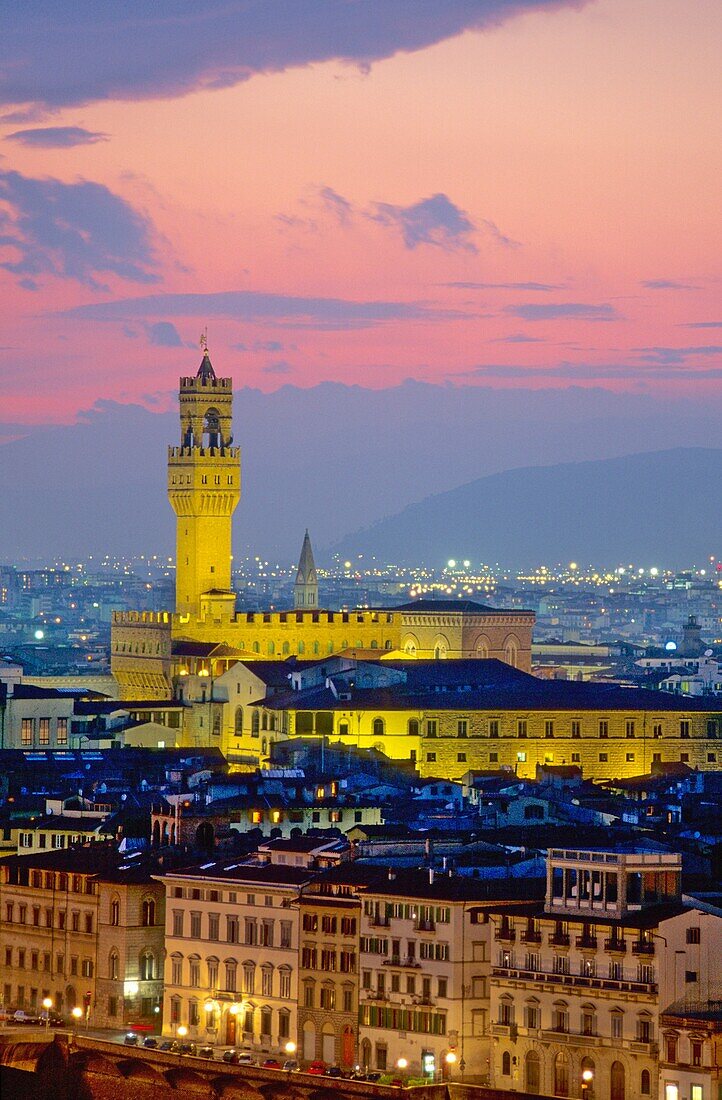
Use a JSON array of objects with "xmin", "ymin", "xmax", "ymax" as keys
[{"xmin": 199, "ymin": 327, "xmax": 208, "ymax": 352}]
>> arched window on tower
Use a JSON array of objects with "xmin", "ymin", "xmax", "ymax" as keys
[
  {"xmin": 235, "ymin": 707, "xmax": 243, "ymax": 736},
  {"xmin": 203, "ymin": 407, "xmax": 221, "ymax": 449}
]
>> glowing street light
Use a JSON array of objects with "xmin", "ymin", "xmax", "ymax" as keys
[
  {"xmin": 42, "ymin": 997, "xmax": 53, "ymax": 1031},
  {"xmin": 71, "ymin": 1006, "xmax": 83, "ymax": 1031},
  {"xmin": 285, "ymin": 1041, "xmax": 297, "ymax": 1055}
]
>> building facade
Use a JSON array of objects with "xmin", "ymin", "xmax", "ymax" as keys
[
  {"xmin": 488, "ymin": 848, "xmax": 722, "ymax": 1100},
  {"xmin": 156, "ymin": 859, "xmax": 310, "ymax": 1055},
  {"xmin": 0, "ymin": 846, "xmax": 165, "ymax": 1030}
]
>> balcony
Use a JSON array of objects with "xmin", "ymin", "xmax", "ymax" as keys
[
  {"xmin": 414, "ymin": 919, "xmax": 436, "ymax": 933},
  {"xmin": 491, "ymin": 966, "xmax": 656, "ymax": 996},
  {"xmin": 382, "ymin": 956, "xmax": 420, "ymax": 968},
  {"xmin": 521, "ymin": 930, "xmax": 542, "ymax": 944},
  {"xmin": 369, "ymin": 915, "xmax": 390, "ymax": 928},
  {"xmin": 605, "ymin": 938, "xmax": 627, "ymax": 953},
  {"xmin": 491, "ymin": 1023, "xmax": 517, "ymax": 1039},
  {"xmin": 632, "ymin": 941, "xmax": 655, "ymax": 956},
  {"xmin": 549, "ymin": 932, "xmax": 570, "ymax": 947},
  {"xmin": 495, "ymin": 927, "xmax": 516, "ymax": 942},
  {"xmin": 576, "ymin": 935, "xmax": 598, "ymax": 950}
]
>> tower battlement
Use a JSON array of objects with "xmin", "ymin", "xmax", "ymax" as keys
[
  {"xmin": 168, "ymin": 445, "xmax": 241, "ymax": 460},
  {"xmin": 180, "ymin": 375, "xmax": 232, "ymax": 390}
]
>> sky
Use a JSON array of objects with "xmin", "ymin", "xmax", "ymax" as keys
[{"xmin": 1, "ymin": 0, "xmax": 721, "ymax": 426}]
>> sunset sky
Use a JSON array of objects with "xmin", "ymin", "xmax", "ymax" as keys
[{"xmin": 1, "ymin": 0, "xmax": 720, "ymax": 426}]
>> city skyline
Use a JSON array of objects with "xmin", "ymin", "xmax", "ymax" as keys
[{"xmin": 1, "ymin": 0, "xmax": 721, "ymax": 429}]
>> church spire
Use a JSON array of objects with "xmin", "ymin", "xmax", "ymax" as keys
[{"xmin": 294, "ymin": 529, "xmax": 319, "ymax": 610}]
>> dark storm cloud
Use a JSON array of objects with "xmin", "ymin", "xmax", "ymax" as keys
[
  {"xmin": 370, "ymin": 193, "xmax": 479, "ymax": 252},
  {"xmin": 61, "ymin": 289, "xmax": 467, "ymax": 330},
  {"xmin": 506, "ymin": 302, "xmax": 622, "ymax": 322},
  {"xmin": 0, "ymin": 169, "xmax": 160, "ymax": 289},
  {"xmin": 6, "ymin": 126, "xmax": 109, "ymax": 148},
  {"xmin": 0, "ymin": 2, "xmax": 593, "ymax": 110},
  {"xmin": 147, "ymin": 321, "xmax": 184, "ymax": 347}
]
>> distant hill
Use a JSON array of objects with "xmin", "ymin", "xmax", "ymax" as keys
[
  {"xmin": 0, "ymin": 382, "xmax": 720, "ymax": 563},
  {"xmin": 330, "ymin": 448, "xmax": 722, "ymax": 569}
]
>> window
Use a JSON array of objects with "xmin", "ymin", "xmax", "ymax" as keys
[
  {"xmin": 686, "ymin": 927, "xmax": 700, "ymax": 944},
  {"xmin": 426, "ymin": 719, "xmax": 437, "ymax": 738},
  {"xmin": 81, "ymin": 959, "xmax": 93, "ymax": 978},
  {"xmin": 189, "ymin": 959, "xmax": 200, "ymax": 987},
  {"xmin": 571, "ymin": 720, "xmax": 581, "ymax": 738},
  {"xmin": 56, "ymin": 718, "xmax": 67, "ymax": 745},
  {"xmin": 680, "ymin": 720, "xmax": 690, "ymax": 738},
  {"xmin": 626, "ymin": 753, "xmax": 635, "ymax": 762},
  {"xmin": 552, "ymin": 1003, "xmax": 569, "ymax": 1032},
  {"xmin": 599, "ymin": 720, "xmax": 608, "ymax": 738},
  {"xmin": 224, "ymin": 962, "xmax": 237, "ymax": 992},
  {"xmin": 666, "ymin": 1034, "xmax": 678, "ymax": 1063},
  {"xmin": 279, "ymin": 968, "xmax": 291, "ymax": 999},
  {"xmin": 611, "ymin": 1012, "xmax": 623, "ymax": 1039},
  {"xmin": 691, "ymin": 1040, "xmax": 702, "ymax": 1067},
  {"xmin": 685, "ymin": 971, "xmax": 698, "ymax": 984},
  {"xmin": 599, "ymin": 753, "xmax": 608, "ymax": 763},
  {"xmin": 545, "ymin": 720, "xmax": 554, "ymax": 738},
  {"xmin": 280, "ymin": 921, "xmax": 292, "ymax": 948},
  {"xmin": 626, "ymin": 720, "xmax": 635, "ymax": 738},
  {"xmin": 21, "ymin": 718, "xmax": 33, "ymax": 746},
  {"xmin": 208, "ymin": 913, "xmax": 220, "ymax": 941},
  {"xmin": 457, "ymin": 719, "xmax": 468, "ymax": 738},
  {"xmin": 408, "ymin": 719, "xmax": 419, "ymax": 736},
  {"xmin": 525, "ymin": 1002, "xmax": 540, "ymax": 1029},
  {"xmin": 110, "ymin": 898, "xmax": 119, "ymax": 926},
  {"xmin": 637, "ymin": 1016, "xmax": 652, "ymax": 1042},
  {"xmin": 171, "ymin": 957, "xmax": 182, "ymax": 985},
  {"xmin": 582, "ymin": 1008, "xmax": 596, "ymax": 1035},
  {"xmin": 499, "ymin": 998, "xmax": 514, "ymax": 1026},
  {"xmin": 172, "ymin": 911, "xmax": 183, "ymax": 937},
  {"xmin": 372, "ymin": 718, "xmax": 384, "ymax": 737},
  {"xmin": 38, "ymin": 718, "xmax": 50, "ymax": 745},
  {"xmin": 320, "ymin": 985, "xmax": 336, "ymax": 1010},
  {"xmin": 142, "ymin": 899, "xmax": 155, "ymax": 926},
  {"xmin": 640, "ymin": 1070, "xmax": 651, "ymax": 1095},
  {"xmin": 426, "ymin": 752, "xmax": 436, "ymax": 762},
  {"xmin": 502, "ymin": 1051, "xmax": 512, "ymax": 1076},
  {"xmin": 517, "ymin": 719, "xmax": 528, "ymax": 737},
  {"xmin": 262, "ymin": 966, "xmax": 273, "ymax": 996},
  {"xmin": 653, "ymin": 722, "xmax": 663, "ymax": 738}
]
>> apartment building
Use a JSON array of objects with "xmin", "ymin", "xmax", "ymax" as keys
[
  {"xmin": 488, "ymin": 847, "xmax": 722, "ymax": 1100},
  {"xmin": 156, "ymin": 858, "xmax": 315, "ymax": 1054},
  {"xmin": 0, "ymin": 845, "xmax": 165, "ymax": 1029},
  {"xmin": 298, "ymin": 885, "xmax": 360, "ymax": 1066}
]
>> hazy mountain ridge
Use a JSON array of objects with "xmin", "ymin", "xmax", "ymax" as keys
[
  {"xmin": 0, "ymin": 382, "xmax": 720, "ymax": 562},
  {"xmin": 330, "ymin": 447, "xmax": 722, "ymax": 569}
]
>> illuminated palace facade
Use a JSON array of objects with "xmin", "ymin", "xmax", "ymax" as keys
[{"xmin": 111, "ymin": 351, "xmax": 534, "ymax": 699}]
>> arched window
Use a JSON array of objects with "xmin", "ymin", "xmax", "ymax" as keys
[
  {"xmin": 234, "ymin": 707, "xmax": 243, "ymax": 736},
  {"xmin": 261, "ymin": 1006, "xmax": 272, "ymax": 1037},
  {"xmin": 251, "ymin": 711, "xmax": 260, "ymax": 738},
  {"xmin": 282, "ymin": 641, "xmax": 290, "ymax": 655},
  {"xmin": 504, "ymin": 636, "xmax": 519, "ymax": 668},
  {"xmin": 298, "ymin": 640, "xmax": 305, "ymax": 655},
  {"xmin": 581, "ymin": 1058, "xmax": 595, "ymax": 1099},
  {"xmin": 372, "ymin": 718, "xmax": 385, "ymax": 737},
  {"xmin": 110, "ymin": 897, "xmax": 120, "ymax": 926},
  {"xmin": 252, "ymin": 641, "xmax": 260, "ymax": 654},
  {"xmin": 526, "ymin": 1051, "xmax": 541, "ymax": 1094},
  {"xmin": 109, "ymin": 950, "xmax": 119, "ymax": 981},
  {"xmin": 142, "ymin": 899, "xmax": 156, "ymax": 927},
  {"xmin": 408, "ymin": 719, "xmax": 419, "ymax": 737},
  {"xmin": 261, "ymin": 738, "xmax": 268, "ymax": 755},
  {"xmin": 502, "ymin": 1051, "xmax": 511, "ymax": 1076},
  {"xmin": 640, "ymin": 1070, "xmax": 651, "ymax": 1096},
  {"xmin": 610, "ymin": 1062, "xmax": 625, "ymax": 1100},
  {"xmin": 140, "ymin": 952, "xmax": 155, "ymax": 981},
  {"xmin": 225, "ymin": 961, "xmax": 237, "ymax": 992},
  {"xmin": 339, "ymin": 721, "xmax": 349, "ymax": 737},
  {"xmin": 267, "ymin": 640, "xmax": 275, "ymax": 655},
  {"xmin": 242, "ymin": 962, "xmax": 255, "ymax": 994},
  {"xmin": 262, "ymin": 712, "xmax": 268, "ymax": 731},
  {"xmin": 313, "ymin": 641, "xmax": 319, "ymax": 655},
  {"xmin": 554, "ymin": 1052, "xmax": 569, "ymax": 1097}
]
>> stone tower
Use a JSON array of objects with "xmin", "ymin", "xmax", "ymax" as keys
[
  {"xmin": 168, "ymin": 348, "xmax": 241, "ymax": 617},
  {"xmin": 294, "ymin": 530, "xmax": 319, "ymax": 610}
]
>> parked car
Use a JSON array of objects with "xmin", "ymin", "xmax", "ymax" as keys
[
  {"xmin": 326, "ymin": 1066, "xmax": 345, "ymax": 1078},
  {"xmin": 222, "ymin": 1049, "xmax": 238, "ymax": 1064},
  {"xmin": 283, "ymin": 1059, "xmax": 299, "ymax": 1073},
  {"xmin": 158, "ymin": 1040, "xmax": 176, "ymax": 1051},
  {"xmin": 142, "ymin": 1037, "xmax": 158, "ymax": 1048},
  {"xmin": 307, "ymin": 1060, "xmax": 327, "ymax": 1075},
  {"xmin": 178, "ymin": 1042, "xmax": 196, "ymax": 1056},
  {"xmin": 123, "ymin": 1033, "xmax": 139, "ymax": 1046},
  {"xmin": 11, "ymin": 1011, "xmax": 41, "ymax": 1026},
  {"xmin": 366, "ymin": 1071, "xmax": 382, "ymax": 1082},
  {"xmin": 261, "ymin": 1058, "xmax": 282, "ymax": 1069},
  {"xmin": 197, "ymin": 1046, "xmax": 214, "ymax": 1059},
  {"xmin": 236, "ymin": 1052, "xmax": 255, "ymax": 1065}
]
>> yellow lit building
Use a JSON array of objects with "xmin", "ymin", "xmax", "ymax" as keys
[{"xmin": 111, "ymin": 350, "xmax": 534, "ymax": 700}]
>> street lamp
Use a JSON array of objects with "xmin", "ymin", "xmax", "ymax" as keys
[
  {"xmin": 176, "ymin": 1023, "xmax": 188, "ymax": 1052},
  {"xmin": 582, "ymin": 1068, "xmax": 594, "ymax": 1098},
  {"xmin": 445, "ymin": 1051, "xmax": 458, "ymax": 1081},
  {"xmin": 285, "ymin": 1041, "xmax": 297, "ymax": 1056},
  {"xmin": 71, "ymin": 1006, "xmax": 83, "ymax": 1033},
  {"xmin": 42, "ymin": 997, "xmax": 53, "ymax": 1031},
  {"xmin": 396, "ymin": 1056, "xmax": 409, "ymax": 1083}
]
